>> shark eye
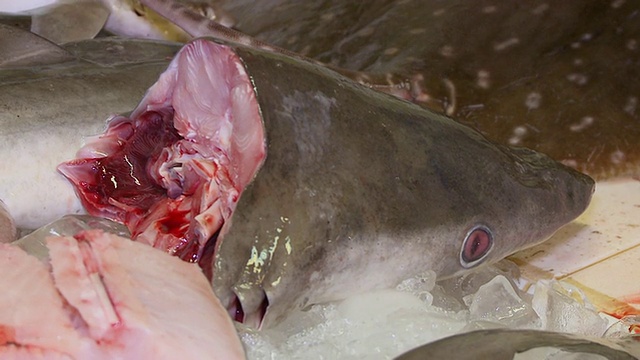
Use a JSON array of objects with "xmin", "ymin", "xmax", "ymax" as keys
[{"xmin": 460, "ymin": 225, "xmax": 493, "ymax": 268}]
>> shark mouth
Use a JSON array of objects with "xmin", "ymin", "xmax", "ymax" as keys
[{"xmin": 58, "ymin": 40, "xmax": 266, "ymax": 318}]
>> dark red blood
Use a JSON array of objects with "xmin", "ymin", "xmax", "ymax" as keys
[
  {"xmin": 155, "ymin": 210, "xmax": 190, "ymax": 238},
  {"xmin": 153, "ymin": 207, "xmax": 201, "ymax": 262},
  {"xmin": 70, "ymin": 110, "xmax": 182, "ymax": 219},
  {"xmin": 65, "ymin": 110, "xmax": 216, "ymax": 262},
  {"xmin": 74, "ymin": 111, "xmax": 185, "ymax": 221},
  {"xmin": 94, "ymin": 111, "xmax": 181, "ymax": 211}
]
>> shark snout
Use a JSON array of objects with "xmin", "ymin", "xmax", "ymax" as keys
[
  {"xmin": 555, "ymin": 164, "xmax": 596, "ymax": 219},
  {"xmin": 512, "ymin": 146, "xmax": 595, "ymax": 222}
]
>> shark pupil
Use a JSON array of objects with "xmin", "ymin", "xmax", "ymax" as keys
[{"xmin": 460, "ymin": 226, "xmax": 493, "ymax": 267}]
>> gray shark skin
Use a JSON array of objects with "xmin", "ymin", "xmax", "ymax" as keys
[
  {"xmin": 212, "ymin": 0, "xmax": 640, "ymax": 180},
  {"xmin": 395, "ymin": 329, "xmax": 640, "ymax": 360},
  {"xmin": 202, "ymin": 41, "xmax": 594, "ymax": 328}
]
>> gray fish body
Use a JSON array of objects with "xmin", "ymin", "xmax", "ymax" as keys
[
  {"xmin": 0, "ymin": 32, "xmax": 181, "ymax": 228},
  {"xmin": 395, "ymin": 329, "xmax": 640, "ymax": 360},
  {"xmin": 210, "ymin": 44, "xmax": 594, "ymax": 327}
]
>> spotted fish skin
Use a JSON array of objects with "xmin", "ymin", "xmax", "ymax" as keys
[{"xmin": 217, "ymin": 0, "xmax": 640, "ymax": 180}]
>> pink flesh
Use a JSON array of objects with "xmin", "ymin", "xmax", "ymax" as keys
[
  {"xmin": 0, "ymin": 346, "xmax": 73, "ymax": 359},
  {"xmin": 58, "ymin": 39, "xmax": 265, "ymax": 263},
  {"xmin": 0, "ymin": 243, "xmax": 92, "ymax": 356},
  {"xmin": 0, "ymin": 230, "xmax": 245, "ymax": 359}
]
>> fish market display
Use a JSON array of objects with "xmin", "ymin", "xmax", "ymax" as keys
[
  {"xmin": 0, "ymin": 228, "xmax": 244, "ymax": 359},
  {"xmin": 57, "ymin": 37, "xmax": 594, "ymax": 328},
  {"xmin": 0, "ymin": 1, "xmax": 622, "ymax": 358}
]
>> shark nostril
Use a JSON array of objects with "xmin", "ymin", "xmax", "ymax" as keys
[
  {"xmin": 230, "ymin": 289, "xmax": 269, "ymax": 328},
  {"xmin": 228, "ymin": 295, "xmax": 244, "ymax": 323}
]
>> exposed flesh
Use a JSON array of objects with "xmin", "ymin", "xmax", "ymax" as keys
[
  {"xmin": 0, "ymin": 230, "xmax": 245, "ymax": 359},
  {"xmin": 59, "ymin": 40, "xmax": 265, "ymax": 262}
]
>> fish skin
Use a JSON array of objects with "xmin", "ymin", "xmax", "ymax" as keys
[
  {"xmin": 210, "ymin": 0, "xmax": 640, "ymax": 180},
  {"xmin": 0, "ymin": 31, "xmax": 181, "ymax": 229},
  {"xmin": 0, "ymin": 199, "xmax": 16, "ymax": 243},
  {"xmin": 395, "ymin": 329, "xmax": 639, "ymax": 360},
  {"xmin": 0, "ymin": 23, "xmax": 75, "ymax": 66},
  {"xmin": 195, "ymin": 40, "xmax": 595, "ymax": 328}
]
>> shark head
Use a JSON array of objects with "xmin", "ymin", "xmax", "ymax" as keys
[
  {"xmin": 427, "ymin": 143, "xmax": 595, "ymax": 277},
  {"xmin": 58, "ymin": 39, "xmax": 594, "ymax": 329}
]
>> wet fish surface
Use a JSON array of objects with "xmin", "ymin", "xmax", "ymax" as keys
[
  {"xmin": 0, "ymin": 199, "xmax": 15, "ymax": 243},
  {"xmin": 395, "ymin": 329, "xmax": 640, "ymax": 360},
  {"xmin": 54, "ymin": 36, "xmax": 594, "ymax": 329},
  {"xmin": 213, "ymin": 0, "xmax": 640, "ymax": 179}
]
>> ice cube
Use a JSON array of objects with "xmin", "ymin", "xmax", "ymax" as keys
[
  {"xmin": 532, "ymin": 281, "xmax": 608, "ymax": 336},
  {"xmin": 604, "ymin": 315, "xmax": 640, "ymax": 340},
  {"xmin": 464, "ymin": 275, "xmax": 540, "ymax": 328},
  {"xmin": 438, "ymin": 259, "xmax": 522, "ymax": 305}
]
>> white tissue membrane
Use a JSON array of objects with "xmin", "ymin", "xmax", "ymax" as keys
[{"xmin": 238, "ymin": 260, "xmax": 617, "ymax": 359}]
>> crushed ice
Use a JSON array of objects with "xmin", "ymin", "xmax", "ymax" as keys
[{"xmin": 238, "ymin": 260, "xmax": 614, "ymax": 359}]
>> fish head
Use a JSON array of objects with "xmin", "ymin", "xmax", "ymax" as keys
[
  {"xmin": 424, "ymin": 142, "xmax": 595, "ymax": 278},
  {"xmin": 58, "ymin": 38, "xmax": 595, "ymax": 329},
  {"xmin": 205, "ymin": 41, "xmax": 595, "ymax": 327}
]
